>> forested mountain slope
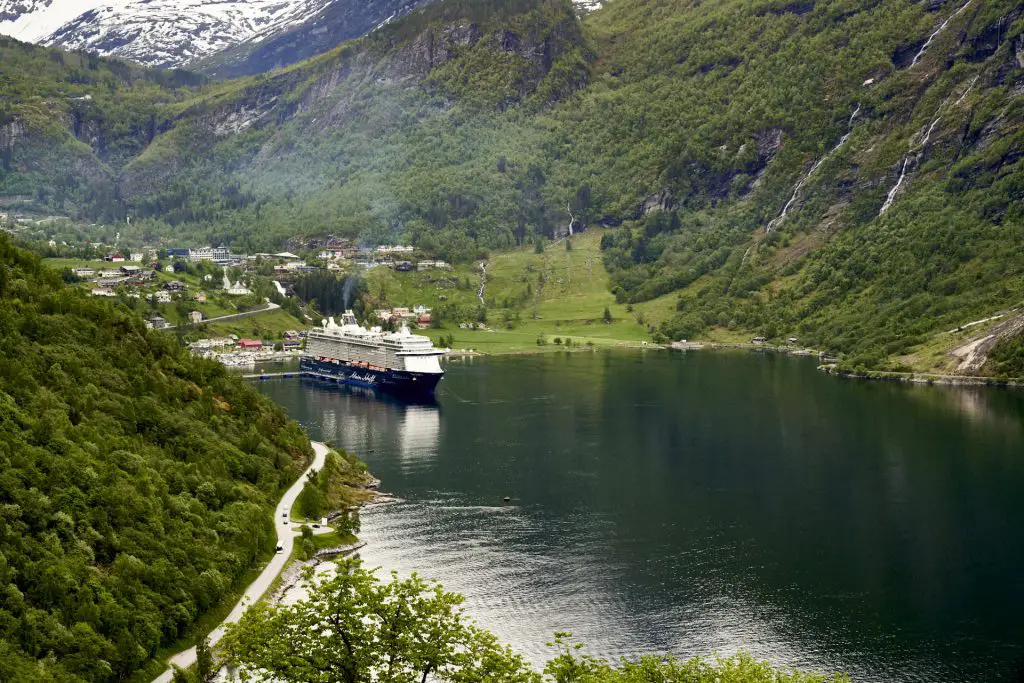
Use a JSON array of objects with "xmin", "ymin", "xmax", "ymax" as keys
[
  {"xmin": 0, "ymin": 235, "xmax": 313, "ymax": 680},
  {"xmin": 1, "ymin": 0, "xmax": 1022, "ymax": 367},
  {"xmin": 0, "ymin": 38, "xmax": 202, "ymax": 217}
]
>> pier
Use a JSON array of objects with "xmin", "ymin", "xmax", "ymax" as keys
[
  {"xmin": 240, "ymin": 372, "xmax": 301, "ymax": 380},
  {"xmin": 239, "ymin": 371, "xmax": 356, "ymax": 383}
]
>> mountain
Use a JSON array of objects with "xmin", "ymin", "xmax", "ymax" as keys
[
  {"xmin": 0, "ymin": 0, "xmax": 599, "ymax": 74},
  {"xmin": 0, "ymin": 0, "xmax": 409, "ymax": 70},
  {"xmin": 0, "ymin": 234, "xmax": 314, "ymax": 680},
  {"xmin": 43, "ymin": 0, "xmax": 341, "ymax": 69},
  {"xmin": 1, "ymin": 0, "xmax": 1022, "ymax": 371},
  {"xmin": 0, "ymin": 0, "xmax": 340, "ymax": 69},
  {"xmin": 193, "ymin": 0, "xmax": 439, "ymax": 79}
]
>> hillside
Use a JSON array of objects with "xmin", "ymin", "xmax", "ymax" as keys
[
  {"xmin": 0, "ymin": 234, "xmax": 314, "ymax": 680},
  {"xmin": 359, "ymin": 231, "xmax": 664, "ymax": 354},
  {"xmin": 1, "ymin": 0, "xmax": 1022, "ymax": 369},
  {"xmin": 0, "ymin": 37, "xmax": 201, "ymax": 220}
]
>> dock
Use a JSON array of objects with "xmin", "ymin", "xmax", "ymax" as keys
[{"xmin": 239, "ymin": 371, "xmax": 357, "ymax": 383}]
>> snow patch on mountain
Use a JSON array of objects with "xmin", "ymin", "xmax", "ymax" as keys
[
  {"xmin": 0, "ymin": 0, "xmax": 106, "ymax": 42},
  {"xmin": 1, "ymin": 0, "xmax": 604, "ymax": 71},
  {"xmin": 1, "ymin": 0, "xmax": 337, "ymax": 68},
  {"xmin": 51, "ymin": 0, "xmax": 338, "ymax": 68}
]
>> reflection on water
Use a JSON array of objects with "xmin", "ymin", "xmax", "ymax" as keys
[
  {"xmin": 256, "ymin": 352, "xmax": 1024, "ymax": 683},
  {"xmin": 398, "ymin": 406, "xmax": 441, "ymax": 465},
  {"xmin": 256, "ymin": 379, "xmax": 442, "ymax": 466}
]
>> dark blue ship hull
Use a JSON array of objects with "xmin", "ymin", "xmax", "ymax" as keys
[{"xmin": 299, "ymin": 356, "xmax": 443, "ymax": 398}]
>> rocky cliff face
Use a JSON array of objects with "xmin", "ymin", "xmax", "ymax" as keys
[
  {"xmin": 0, "ymin": 120, "xmax": 27, "ymax": 152},
  {"xmin": 176, "ymin": 2, "xmax": 585, "ymax": 143}
]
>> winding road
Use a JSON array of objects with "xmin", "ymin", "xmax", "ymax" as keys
[{"xmin": 153, "ymin": 441, "xmax": 330, "ymax": 682}]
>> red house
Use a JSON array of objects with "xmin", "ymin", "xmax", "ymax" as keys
[{"xmin": 238, "ymin": 339, "xmax": 262, "ymax": 350}]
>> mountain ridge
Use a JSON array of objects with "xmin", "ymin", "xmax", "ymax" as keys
[
  {"xmin": 1, "ymin": 0, "xmax": 1022, "ymax": 370},
  {"xmin": 0, "ymin": 0, "xmax": 602, "ymax": 73}
]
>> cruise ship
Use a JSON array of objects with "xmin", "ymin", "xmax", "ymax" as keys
[{"xmin": 300, "ymin": 311, "xmax": 446, "ymax": 397}]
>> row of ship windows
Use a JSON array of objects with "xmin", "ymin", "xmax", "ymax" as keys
[{"xmin": 310, "ymin": 336, "xmax": 429, "ymax": 350}]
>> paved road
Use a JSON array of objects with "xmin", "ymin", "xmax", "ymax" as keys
[
  {"xmin": 168, "ymin": 302, "xmax": 281, "ymax": 329},
  {"xmin": 153, "ymin": 441, "xmax": 329, "ymax": 682}
]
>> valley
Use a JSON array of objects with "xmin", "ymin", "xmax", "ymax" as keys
[
  {"xmin": 2, "ymin": 0, "xmax": 1022, "ymax": 374},
  {"xmin": 2, "ymin": 2, "xmax": 1023, "ymax": 680}
]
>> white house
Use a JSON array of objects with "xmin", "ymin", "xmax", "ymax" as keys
[
  {"xmin": 189, "ymin": 310, "xmax": 204, "ymax": 324},
  {"xmin": 227, "ymin": 281, "xmax": 252, "ymax": 296}
]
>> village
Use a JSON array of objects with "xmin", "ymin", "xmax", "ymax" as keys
[
  {"xmin": 42, "ymin": 238, "xmax": 453, "ymax": 368},
  {"xmin": 184, "ymin": 302, "xmax": 441, "ymax": 369}
]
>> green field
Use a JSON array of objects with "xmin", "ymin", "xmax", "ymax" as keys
[
  {"xmin": 364, "ymin": 232, "xmax": 672, "ymax": 354},
  {"xmin": 201, "ymin": 308, "xmax": 308, "ymax": 340}
]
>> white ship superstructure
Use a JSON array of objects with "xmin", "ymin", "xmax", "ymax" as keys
[{"xmin": 301, "ymin": 311, "xmax": 445, "ymax": 396}]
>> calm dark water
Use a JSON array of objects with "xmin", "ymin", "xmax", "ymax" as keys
[{"xmin": 255, "ymin": 351, "xmax": 1024, "ymax": 682}]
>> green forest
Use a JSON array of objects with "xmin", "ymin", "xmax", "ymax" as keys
[
  {"xmin": 0, "ymin": 235, "xmax": 313, "ymax": 680},
  {"xmin": 1, "ymin": 0, "xmax": 1022, "ymax": 368}
]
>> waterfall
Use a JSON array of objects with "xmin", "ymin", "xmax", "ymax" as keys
[
  {"xmin": 920, "ymin": 117, "xmax": 941, "ymax": 148},
  {"xmin": 766, "ymin": 104, "xmax": 860, "ymax": 233},
  {"xmin": 954, "ymin": 76, "xmax": 979, "ymax": 106},
  {"xmin": 879, "ymin": 117, "xmax": 941, "ymax": 215},
  {"xmin": 879, "ymin": 157, "xmax": 911, "ymax": 215},
  {"xmin": 910, "ymin": 0, "xmax": 973, "ymax": 68}
]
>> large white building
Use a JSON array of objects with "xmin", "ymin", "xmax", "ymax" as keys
[{"xmin": 188, "ymin": 245, "xmax": 231, "ymax": 264}]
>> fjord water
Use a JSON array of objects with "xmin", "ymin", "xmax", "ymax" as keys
[{"xmin": 255, "ymin": 351, "xmax": 1024, "ymax": 682}]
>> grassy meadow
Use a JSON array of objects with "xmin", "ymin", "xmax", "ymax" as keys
[{"xmin": 364, "ymin": 231, "xmax": 676, "ymax": 354}]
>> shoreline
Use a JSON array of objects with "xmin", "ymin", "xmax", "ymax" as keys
[
  {"xmin": 670, "ymin": 340, "xmax": 1024, "ymax": 387},
  {"xmin": 819, "ymin": 365, "xmax": 1024, "ymax": 388},
  {"xmin": 265, "ymin": 491, "xmax": 398, "ymax": 608},
  {"xmin": 243, "ymin": 341, "xmax": 1024, "ymax": 390},
  {"xmin": 152, "ymin": 441, "xmax": 330, "ymax": 683}
]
